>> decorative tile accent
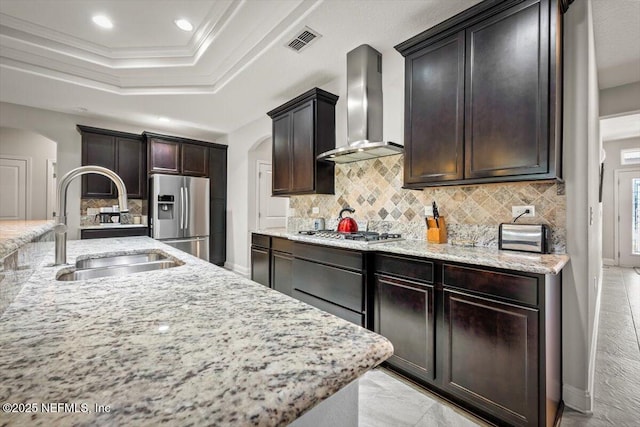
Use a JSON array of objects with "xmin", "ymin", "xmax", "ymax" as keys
[
  {"xmin": 288, "ymin": 155, "xmax": 566, "ymax": 253},
  {"xmin": 80, "ymin": 199, "xmax": 146, "ymax": 226}
]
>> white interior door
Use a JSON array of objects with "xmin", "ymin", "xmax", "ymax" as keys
[
  {"xmin": 617, "ymin": 169, "xmax": 640, "ymax": 267},
  {"xmin": 0, "ymin": 156, "xmax": 29, "ymax": 220},
  {"xmin": 257, "ymin": 161, "xmax": 287, "ymax": 229}
]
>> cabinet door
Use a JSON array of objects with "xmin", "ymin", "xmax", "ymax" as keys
[
  {"xmin": 149, "ymin": 138, "xmax": 180, "ymax": 174},
  {"xmin": 251, "ymin": 247, "xmax": 270, "ymax": 287},
  {"xmin": 374, "ymin": 274, "xmax": 435, "ymax": 381},
  {"xmin": 465, "ymin": 0, "xmax": 549, "ymax": 179},
  {"xmin": 82, "ymin": 133, "xmax": 116, "ymax": 198},
  {"xmin": 116, "ymin": 137, "xmax": 146, "ymax": 199},
  {"xmin": 272, "ymin": 114, "xmax": 291, "ymax": 194},
  {"xmin": 443, "ymin": 289, "xmax": 538, "ymax": 426},
  {"xmin": 272, "ymin": 251, "xmax": 293, "ymax": 296},
  {"xmin": 404, "ymin": 31, "xmax": 465, "ymax": 186},
  {"xmin": 290, "ymin": 101, "xmax": 314, "ymax": 193},
  {"xmin": 182, "ymin": 143, "xmax": 209, "ymax": 177}
]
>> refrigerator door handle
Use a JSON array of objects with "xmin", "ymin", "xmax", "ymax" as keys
[
  {"xmin": 185, "ymin": 187, "xmax": 189, "ymax": 230},
  {"xmin": 180, "ymin": 186, "xmax": 185, "ymax": 230}
]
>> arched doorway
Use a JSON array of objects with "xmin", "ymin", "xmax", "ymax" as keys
[{"xmin": 248, "ymin": 136, "xmax": 287, "ymax": 230}]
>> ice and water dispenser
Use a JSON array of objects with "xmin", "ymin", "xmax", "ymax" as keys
[{"xmin": 157, "ymin": 195, "xmax": 175, "ymax": 220}]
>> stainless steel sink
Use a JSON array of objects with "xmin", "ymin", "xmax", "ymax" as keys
[
  {"xmin": 57, "ymin": 260, "xmax": 178, "ymax": 281},
  {"xmin": 75, "ymin": 252, "xmax": 169, "ymax": 269},
  {"xmin": 56, "ymin": 250, "xmax": 181, "ymax": 281}
]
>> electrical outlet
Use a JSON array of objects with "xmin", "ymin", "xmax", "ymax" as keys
[
  {"xmin": 312, "ymin": 207, "xmax": 319, "ymax": 214},
  {"xmin": 511, "ymin": 205, "xmax": 535, "ymax": 218},
  {"xmin": 424, "ymin": 205, "xmax": 434, "ymax": 217}
]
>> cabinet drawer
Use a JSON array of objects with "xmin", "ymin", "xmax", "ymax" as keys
[
  {"xmin": 293, "ymin": 290, "xmax": 364, "ymax": 326},
  {"xmin": 272, "ymin": 236, "xmax": 293, "ymax": 254},
  {"xmin": 251, "ymin": 233, "xmax": 271, "ymax": 249},
  {"xmin": 292, "ymin": 258, "xmax": 363, "ymax": 312},
  {"xmin": 293, "ymin": 242, "xmax": 363, "ymax": 271},
  {"xmin": 443, "ymin": 264, "xmax": 538, "ymax": 306},
  {"xmin": 375, "ymin": 254, "xmax": 434, "ymax": 283}
]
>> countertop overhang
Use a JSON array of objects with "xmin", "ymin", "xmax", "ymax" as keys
[
  {"xmin": 0, "ymin": 236, "xmax": 392, "ymax": 426},
  {"xmin": 253, "ymin": 229, "xmax": 570, "ymax": 275}
]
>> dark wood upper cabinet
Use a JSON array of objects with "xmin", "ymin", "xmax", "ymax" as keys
[
  {"xmin": 465, "ymin": 0, "xmax": 549, "ymax": 179},
  {"xmin": 116, "ymin": 136, "xmax": 146, "ymax": 198},
  {"xmin": 404, "ymin": 31, "xmax": 465, "ymax": 185},
  {"xmin": 146, "ymin": 133, "xmax": 209, "ymax": 177},
  {"xmin": 181, "ymin": 143, "xmax": 209, "ymax": 177},
  {"xmin": 78, "ymin": 126, "xmax": 146, "ymax": 199},
  {"xmin": 148, "ymin": 138, "xmax": 180, "ymax": 174},
  {"xmin": 396, "ymin": 0, "xmax": 562, "ymax": 188},
  {"xmin": 267, "ymin": 87, "xmax": 338, "ymax": 196},
  {"xmin": 272, "ymin": 114, "xmax": 291, "ymax": 193}
]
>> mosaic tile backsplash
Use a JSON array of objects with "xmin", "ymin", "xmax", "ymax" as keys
[
  {"xmin": 288, "ymin": 155, "xmax": 566, "ymax": 253},
  {"xmin": 80, "ymin": 199, "xmax": 146, "ymax": 225}
]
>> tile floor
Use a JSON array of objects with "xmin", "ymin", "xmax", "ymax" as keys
[{"xmin": 358, "ymin": 267, "xmax": 640, "ymax": 427}]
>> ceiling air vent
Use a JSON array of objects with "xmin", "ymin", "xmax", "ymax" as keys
[{"xmin": 286, "ymin": 26, "xmax": 321, "ymax": 52}]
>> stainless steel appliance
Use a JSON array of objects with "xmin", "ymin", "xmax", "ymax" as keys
[
  {"xmin": 150, "ymin": 174, "xmax": 209, "ymax": 261},
  {"xmin": 499, "ymin": 224, "xmax": 550, "ymax": 254},
  {"xmin": 316, "ymin": 44, "xmax": 403, "ymax": 163},
  {"xmin": 298, "ymin": 230, "xmax": 403, "ymax": 244}
]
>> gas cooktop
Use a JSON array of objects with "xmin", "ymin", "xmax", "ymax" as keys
[{"xmin": 298, "ymin": 230, "xmax": 403, "ymax": 244}]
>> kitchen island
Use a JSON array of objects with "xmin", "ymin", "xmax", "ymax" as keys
[{"xmin": 0, "ymin": 235, "xmax": 393, "ymax": 426}]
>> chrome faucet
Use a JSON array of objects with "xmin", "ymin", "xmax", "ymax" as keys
[{"xmin": 54, "ymin": 165, "xmax": 129, "ymax": 265}]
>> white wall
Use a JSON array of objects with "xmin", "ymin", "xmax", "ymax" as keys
[
  {"xmin": 562, "ymin": 0, "xmax": 602, "ymax": 413},
  {"xmin": 0, "ymin": 127, "xmax": 57, "ymax": 219},
  {"xmin": 0, "ymin": 102, "xmax": 219, "ymax": 239},
  {"xmin": 600, "ymin": 81, "xmax": 640, "ymax": 117},
  {"xmin": 223, "ymin": 116, "xmax": 271, "ymax": 276},
  {"xmin": 602, "ymin": 136, "xmax": 640, "ymax": 263}
]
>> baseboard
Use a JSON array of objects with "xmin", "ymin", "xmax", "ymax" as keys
[
  {"xmin": 224, "ymin": 262, "xmax": 250, "ymax": 278},
  {"xmin": 603, "ymin": 258, "xmax": 615, "ymax": 266},
  {"xmin": 562, "ymin": 384, "xmax": 592, "ymax": 414}
]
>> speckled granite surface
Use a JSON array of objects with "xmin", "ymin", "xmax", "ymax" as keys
[
  {"xmin": 253, "ymin": 229, "xmax": 569, "ymax": 275},
  {"xmin": 0, "ymin": 220, "xmax": 55, "ymax": 259},
  {"xmin": 0, "ymin": 236, "xmax": 393, "ymax": 426}
]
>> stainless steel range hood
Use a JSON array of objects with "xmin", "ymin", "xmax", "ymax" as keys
[{"xmin": 317, "ymin": 44, "xmax": 403, "ymax": 164}]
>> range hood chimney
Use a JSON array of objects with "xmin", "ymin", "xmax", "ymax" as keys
[{"xmin": 317, "ymin": 44, "xmax": 403, "ymax": 163}]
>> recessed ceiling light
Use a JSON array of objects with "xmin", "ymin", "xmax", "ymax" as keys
[
  {"xmin": 92, "ymin": 15, "xmax": 113, "ymax": 29},
  {"xmin": 174, "ymin": 19, "xmax": 193, "ymax": 32},
  {"xmin": 158, "ymin": 117, "xmax": 171, "ymax": 123}
]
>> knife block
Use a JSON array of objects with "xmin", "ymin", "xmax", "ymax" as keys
[{"xmin": 426, "ymin": 217, "xmax": 447, "ymax": 244}]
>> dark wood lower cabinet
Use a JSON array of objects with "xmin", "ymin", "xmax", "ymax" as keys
[
  {"xmin": 250, "ymin": 246, "xmax": 270, "ymax": 287},
  {"xmin": 374, "ymin": 273, "xmax": 435, "ymax": 382},
  {"xmin": 271, "ymin": 237, "xmax": 293, "ymax": 296},
  {"xmin": 443, "ymin": 289, "xmax": 538, "ymax": 426},
  {"xmin": 248, "ymin": 235, "xmax": 562, "ymax": 426}
]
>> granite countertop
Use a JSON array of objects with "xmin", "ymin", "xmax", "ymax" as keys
[
  {"xmin": 0, "ymin": 236, "xmax": 393, "ymax": 426},
  {"xmin": 80, "ymin": 223, "xmax": 148, "ymax": 229},
  {"xmin": 252, "ymin": 229, "xmax": 570, "ymax": 275},
  {"xmin": 0, "ymin": 220, "xmax": 55, "ymax": 258}
]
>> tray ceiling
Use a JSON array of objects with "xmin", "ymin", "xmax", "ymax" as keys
[{"xmin": 0, "ymin": 0, "xmax": 638, "ymax": 137}]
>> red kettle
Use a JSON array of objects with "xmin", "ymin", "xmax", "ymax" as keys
[{"xmin": 337, "ymin": 207, "xmax": 358, "ymax": 233}]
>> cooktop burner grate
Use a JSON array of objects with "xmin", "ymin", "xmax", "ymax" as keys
[{"xmin": 298, "ymin": 230, "xmax": 403, "ymax": 243}]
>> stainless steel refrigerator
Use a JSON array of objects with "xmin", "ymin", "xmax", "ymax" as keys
[{"xmin": 150, "ymin": 174, "xmax": 209, "ymax": 261}]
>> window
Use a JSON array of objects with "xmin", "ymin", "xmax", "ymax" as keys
[{"xmin": 621, "ymin": 148, "xmax": 640, "ymax": 165}]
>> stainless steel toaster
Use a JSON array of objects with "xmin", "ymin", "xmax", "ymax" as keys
[{"xmin": 499, "ymin": 224, "xmax": 550, "ymax": 254}]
